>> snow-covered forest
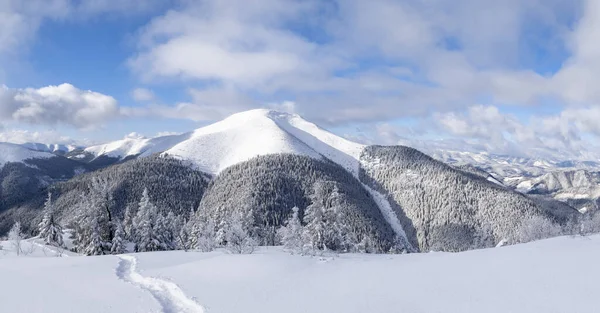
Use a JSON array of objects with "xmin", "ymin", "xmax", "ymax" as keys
[{"xmin": 1, "ymin": 149, "xmax": 597, "ymax": 257}]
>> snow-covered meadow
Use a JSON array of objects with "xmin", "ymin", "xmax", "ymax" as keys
[{"xmin": 1, "ymin": 235, "xmax": 599, "ymax": 313}]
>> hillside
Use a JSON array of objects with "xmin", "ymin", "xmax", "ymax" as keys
[
  {"xmin": 0, "ymin": 110, "xmax": 584, "ymax": 253},
  {"xmin": 359, "ymin": 146, "xmax": 577, "ymax": 251},
  {"xmin": 0, "ymin": 142, "xmax": 53, "ymax": 167},
  {"xmin": 0, "ymin": 144, "xmax": 91, "ymax": 234}
]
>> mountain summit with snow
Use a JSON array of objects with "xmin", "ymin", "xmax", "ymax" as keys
[{"xmin": 81, "ymin": 109, "xmax": 365, "ymax": 176}]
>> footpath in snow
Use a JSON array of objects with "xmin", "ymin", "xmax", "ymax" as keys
[{"xmin": 116, "ymin": 255, "xmax": 205, "ymax": 313}]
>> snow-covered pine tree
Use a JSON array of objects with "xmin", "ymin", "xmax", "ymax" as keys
[
  {"xmin": 85, "ymin": 217, "xmax": 105, "ymax": 256},
  {"xmin": 9, "ymin": 221, "xmax": 24, "ymax": 256},
  {"xmin": 133, "ymin": 188, "xmax": 161, "ymax": 252},
  {"xmin": 71, "ymin": 192, "xmax": 91, "ymax": 254},
  {"xmin": 110, "ymin": 220, "xmax": 127, "ymax": 254},
  {"xmin": 323, "ymin": 186, "xmax": 348, "ymax": 252},
  {"xmin": 191, "ymin": 208, "xmax": 217, "ymax": 252},
  {"xmin": 178, "ymin": 207, "xmax": 195, "ymax": 250},
  {"xmin": 73, "ymin": 177, "xmax": 115, "ymax": 255},
  {"xmin": 278, "ymin": 206, "xmax": 304, "ymax": 254},
  {"xmin": 154, "ymin": 213, "xmax": 171, "ymax": 251},
  {"xmin": 88, "ymin": 177, "xmax": 115, "ymax": 244},
  {"xmin": 303, "ymin": 195, "xmax": 327, "ymax": 255},
  {"xmin": 302, "ymin": 181, "xmax": 349, "ymax": 254},
  {"xmin": 163, "ymin": 211, "xmax": 180, "ymax": 250},
  {"xmin": 38, "ymin": 193, "xmax": 64, "ymax": 247},
  {"xmin": 225, "ymin": 211, "xmax": 257, "ymax": 254},
  {"xmin": 122, "ymin": 205, "xmax": 135, "ymax": 240}
]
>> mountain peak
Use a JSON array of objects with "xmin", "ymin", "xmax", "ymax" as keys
[{"xmin": 81, "ymin": 109, "xmax": 364, "ymax": 176}]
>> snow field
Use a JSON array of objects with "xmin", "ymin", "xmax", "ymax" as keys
[{"xmin": 2, "ymin": 235, "xmax": 599, "ymax": 313}]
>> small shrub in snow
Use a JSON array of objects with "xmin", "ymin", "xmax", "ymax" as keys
[{"xmin": 9, "ymin": 222, "xmax": 24, "ymax": 256}]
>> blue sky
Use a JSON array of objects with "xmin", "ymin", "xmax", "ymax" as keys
[{"xmin": 1, "ymin": 0, "xmax": 600, "ymax": 159}]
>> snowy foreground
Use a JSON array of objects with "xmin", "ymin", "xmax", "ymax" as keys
[{"xmin": 1, "ymin": 236, "xmax": 599, "ymax": 313}]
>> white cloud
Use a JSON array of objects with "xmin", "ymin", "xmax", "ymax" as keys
[
  {"xmin": 430, "ymin": 105, "xmax": 600, "ymax": 159},
  {"xmin": 0, "ymin": 128, "xmax": 75, "ymax": 145},
  {"xmin": 121, "ymin": 85, "xmax": 256, "ymax": 121},
  {"xmin": 0, "ymin": 83, "xmax": 119, "ymax": 129},
  {"xmin": 131, "ymin": 88, "xmax": 155, "ymax": 102},
  {"xmin": 124, "ymin": 0, "xmax": 587, "ymax": 126}
]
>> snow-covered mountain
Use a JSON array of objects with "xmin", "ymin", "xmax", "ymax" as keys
[
  {"xmin": 0, "ymin": 142, "xmax": 54, "ymax": 167},
  {"xmin": 0, "ymin": 109, "xmax": 582, "ymax": 253},
  {"xmin": 79, "ymin": 109, "xmax": 365, "ymax": 176},
  {"xmin": 21, "ymin": 142, "xmax": 82, "ymax": 155}
]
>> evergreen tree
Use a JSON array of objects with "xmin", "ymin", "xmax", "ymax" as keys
[
  {"xmin": 226, "ymin": 212, "xmax": 257, "ymax": 254},
  {"xmin": 110, "ymin": 220, "xmax": 127, "ymax": 254},
  {"xmin": 122, "ymin": 205, "xmax": 135, "ymax": 240},
  {"xmin": 38, "ymin": 193, "xmax": 64, "ymax": 247},
  {"xmin": 154, "ymin": 213, "xmax": 170, "ymax": 250},
  {"xmin": 302, "ymin": 181, "xmax": 348, "ymax": 254},
  {"xmin": 133, "ymin": 188, "xmax": 161, "ymax": 252},
  {"xmin": 192, "ymin": 209, "xmax": 217, "ymax": 252},
  {"xmin": 278, "ymin": 207, "xmax": 304, "ymax": 254},
  {"xmin": 163, "ymin": 211, "xmax": 180, "ymax": 250},
  {"xmin": 85, "ymin": 217, "xmax": 105, "ymax": 256}
]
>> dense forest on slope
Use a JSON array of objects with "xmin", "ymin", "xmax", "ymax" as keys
[
  {"xmin": 196, "ymin": 154, "xmax": 400, "ymax": 252},
  {"xmin": 0, "ymin": 144, "xmax": 586, "ymax": 254},
  {"xmin": 49, "ymin": 155, "xmax": 210, "ymax": 225},
  {"xmin": 0, "ymin": 156, "xmax": 92, "ymax": 234},
  {"xmin": 359, "ymin": 145, "xmax": 578, "ymax": 252}
]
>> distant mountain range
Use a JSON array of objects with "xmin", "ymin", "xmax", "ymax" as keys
[{"xmin": 0, "ymin": 109, "xmax": 587, "ymax": 252}]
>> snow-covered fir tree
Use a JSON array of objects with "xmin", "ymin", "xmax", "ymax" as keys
[
  {"xmin": 154, "ymin": 213, "xmax": 171, "ymax": 250},
  {"xmin": 38, "ymin": 193, "xmax": 64, "ymax": 247},
  {"xmin": 73, "ymin": 178, "xmax": 115, "ymax": 255},
  {"xmin": 190, "ymin": 208, "xmax": 217, "ymax": 252},
  {"xmin": 133, "ymin": 188, "xmax": 161, "ymax": 252},
  {"xmin": 163, "ymin": 211, "xmax": 180, "ymax": 250},
  {"xmin": 84, "ymin": 217, "xmax": 105, "ymax": 256},
  {"xmin": 278, "ymin": 206, "xmax": 304, "ymax": 254},
  {"xmin": 302, "ymin": 181, "xmax": 348, "ymax": 254},
  {"xmin": 122, "ymin": 205, "xmax": 135, "ymax": 240},
  {"xmin": 110, "ymin": 220, "xmax": 127, "ymax": 254},
  {"xmin": 225, "ymin": 211, "xmax": 257, "ymax": 254}
]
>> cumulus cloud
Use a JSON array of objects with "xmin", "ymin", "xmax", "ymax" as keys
[
  {"xmin": 131, "ymin": 88, "xmax": 155, "ymax": 102},
  {"xmin": 4, "ymin": 0, "xmax": 600, "ymax": 159},
  {"xmin": 123, "ymin": 0, "xmax": 589, "ymax": 125},
  {"xmin": 121, "ymin": 85, "xmax": 257, "ymax": 121},
  {"xmin": 0, "ymin": 128, "xmax": 75, "ymax": 145},
  {"xmin": 0, "ymin": 83, "xmax": 119, "ymax": 129},
  {"xmin": 430, "ymin": 105, "xmax": 600, "ymax": 159}
]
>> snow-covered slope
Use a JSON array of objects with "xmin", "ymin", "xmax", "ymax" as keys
[
  {"xmin": 21, "ymin": 143, "xmax": 81, "ymax": 155},
  {"xmin": 83, "ymin": 133, "xmax": 187, "ymax": 160},
  {"xmin": 83, "ymin": 109, "xmax": 366, "ymax": 175},
  {"xmin": 1, "ymin": 235, "xmax": 600, "ymax": 313},
  {"xmin": 0, "ymin": 142, "xmax": 53, "ymax": 167}
]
